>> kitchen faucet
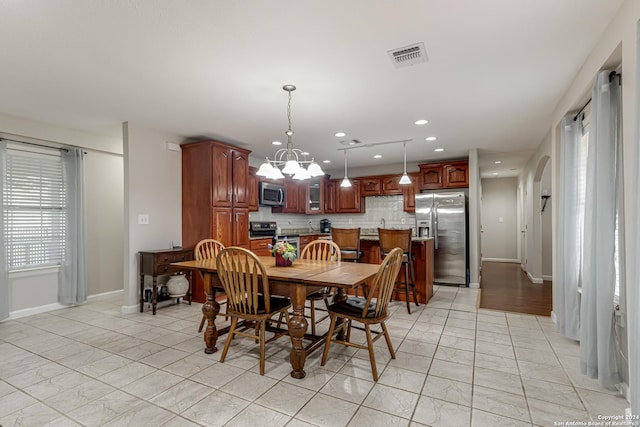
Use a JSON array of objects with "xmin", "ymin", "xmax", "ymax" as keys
[{"xmin": 380, "ymin": 218, "xmax": 386, "ymax": 228}]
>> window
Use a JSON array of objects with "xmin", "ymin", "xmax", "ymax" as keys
[{"xmin": 2, "ymin": 144, "xmax": 66, "ymax": 270}]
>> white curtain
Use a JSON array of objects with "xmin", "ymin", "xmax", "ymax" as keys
[
  {"xmin": 580, "ymin": 71, "xmax": 622, "ymax": 388},
  {"xmin": 0, "ymin": 141, "xmax": 8, "ymax": 320},
  {"xmin": 555, "ymin": 115, "xmax": 584, "ymax": 341},
  {"xmin": 58, "ymin": 147, "xmax": 87, "ymax": 305},
  {"xmin": 629, "ymin": 20, "xmax": 640, "ymax": 417}
]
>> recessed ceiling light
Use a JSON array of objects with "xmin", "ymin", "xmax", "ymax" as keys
[
  {"xmin": 415, "ymin": 119, "xmax": 429, "ymax": 125},
  {"xmin": 494, "ymin": 161, "xmax": 502, "ymax": 164},
  {"xmin": 493, "ymin": 172, "xmax": 499, "ymax": 176},
  {"xmin": 373, "ymin": 154, "xmax": 382, "ymax": 159},
  {"xmin": 425, "ymin": 136, "xmax": 437, "ymax": 141},
  {"xmin": 322, "ymin": 160, "xmax": 331, "ymax": 164},
  {"xmin": 335, "ymin": 132, "xmax": 346, "ymax": 137},
  {"xmin": 272, "ymin": 141, "xmax": 282, "ymax": 146},
  {"xmin": 434, "ymin": 148, "xmax": 444, "ymax": 152}
]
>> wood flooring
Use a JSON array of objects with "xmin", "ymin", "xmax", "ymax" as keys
[{"xmin": 479, "ymin": 261, "xmax": 552, "ymax": 316}]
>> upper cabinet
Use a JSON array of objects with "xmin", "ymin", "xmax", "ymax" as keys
[
  {"xmin": 359, "ymin": 177, "xmax": 381, "ymax": 197},
  {"xmin": 248, "ymin": 166, "xmax": 259, "ymax": 212},
  {"xmin": 381, "ymin": 175, "xmax": 403, "ymax": 195},
  {"xmin": 271, "ymin": 178, "xmax": 303, "ymax": 213},
  {"xmin": 182, "ymin": 140, "xmax": 251, "ymax": 249},
  {"xmin": 324, "ymin": 179, "xmax": 336, "ymax": 213},
  {"xmin": 306, "ymin": 177, "xmax": 325, "ymax": 214},
  {"xmin": 419, "ymin": 160, "xmax": 469, "ymax": 190},
  {"xmin": 335, "ymin": 179, "xmax": 363, "ymax": 213},
  {"xmin": 402, "ymin": 172, "xmax": 420, "ymax": 212}
]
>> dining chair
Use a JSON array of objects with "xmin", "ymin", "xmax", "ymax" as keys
[
  {"xmin": 321, "ymin": 247, "xmax": 404, "ymax": 381},
  {"xmin": 194, "ymin": 238, "xmax": 226, "ymax": 332},
  {"xmin": 378, "ymin": 228, "xmax": 419, "ymax": 314},
  {"xmin": 300, "ymin": 239, "xmax": 341, "ymax": 335},
  {"xmin": 331, "ymin": 227, "xmax": 366, "ymax": 296},
  {"xmin": 216, "ymin": 247, "xmax": 291, "ymax": 375}
]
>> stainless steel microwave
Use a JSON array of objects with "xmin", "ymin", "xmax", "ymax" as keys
[{"xmin": 259, "ymin": 182, "xmax": 285, "ymax": 206}]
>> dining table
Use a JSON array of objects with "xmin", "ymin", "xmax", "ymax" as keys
[{"xmin": 171, "ymin": 256, "xmax": 380, "ymax": 379}]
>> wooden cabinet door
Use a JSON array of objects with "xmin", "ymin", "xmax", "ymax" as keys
[
  {"xmin": 211, "ymin": 145, "xmax": 233, "ymax": 207},
  {"xmin": 443, "ymin": 163, "xmax": 469, "ymax": 188},
  {"xmin": 299, "ymin": 235, "xmax": 316, "ymax": 254},
  {"xmin": 381, "ymin": 175, "xmax": 402, "ymax": 195},
  {"xmin": 233, "ymin": 208, "xmax": 249, "ymax": 248},
  {"xmin": 306, "ymin": 177, "xmax": 324, "ymax": 214},
  {"xmin": 248, "ymin": 167, "xmax": 259, "ymax": 212},
  {"xmin": 232, "ymin": 150, "xmax": 249, "ymax": 207},
  {"xmin": 336, "ymin": 180, "xmax": 362, "ymax": 213},
  {"xmin": 420, "ymin": 165, "xmax": 443, "ymax": 190},
  {"xmin": 283, "ymin": 178, "xmax": 301, "ymax": 213},
  {"xmin": 324, "ymin": 179, "xmax": 337, "ymax": 213},
  {"xmin": 212, "ymin": 207, "xmax": 233, "ymax": 246},
  {"xmin": 402, "ymin": 173, "xmax": 420, "ymax": 212},
  {"xmin": 359, "ymin": 177, "xmax": 381, "ymax": 196}
]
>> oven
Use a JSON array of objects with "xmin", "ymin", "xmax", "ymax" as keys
[{"xmin": 249, "ymin": 221, "xmax": 300, "ymax": 258}]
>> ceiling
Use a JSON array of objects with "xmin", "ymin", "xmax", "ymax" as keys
[{"xmin": 0, "ymin": 0, "xmax": 623, "ymax": 178}]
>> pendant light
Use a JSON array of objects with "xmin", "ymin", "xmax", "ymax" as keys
[
  {"xmin": 399, "ymin": 141, "xmax": 412, "ymax": 185},
  {"xmin": 257, "ymin": 85, "xmax": 324, "ymax": 180},
  {"xmin": 340, "ymin": 150, "xmax": 352, "ymax": 188}
]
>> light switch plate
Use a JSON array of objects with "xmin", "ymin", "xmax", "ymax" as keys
[{"xmin": 138, "ymin": 214, "xmax": 149, "ymax": 225}]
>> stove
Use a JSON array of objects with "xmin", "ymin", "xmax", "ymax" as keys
[{"xmin": 249, "ymin": 221, "xmax": 300, "ymax": 257}]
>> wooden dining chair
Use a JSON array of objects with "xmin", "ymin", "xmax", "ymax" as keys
[
  {"xmin": 194, "ymin": 239, "xmax": 225, "ymax": 332},
  {"xmin": 300, "ymin": 239, "xmax": 341, "ymax": 335},
  {"xmin": 378, "ymin": 228, "xmax": 419, "ymax": 314},
  {"xmin": 216, "ymin": 247, "xmax": 291, "ymax": 375},
  {"xmin": 321, "ymin": 247, "xmax": 404, "ymax": 381}
]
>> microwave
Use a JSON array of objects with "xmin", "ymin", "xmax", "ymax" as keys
[{"xmin": 259, "ymin": 182, "xmax": 285, "ymax": 206}]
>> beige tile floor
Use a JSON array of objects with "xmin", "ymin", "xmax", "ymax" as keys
[{"xmin": 0, "ymin": 286, "xmax": 629, "ymax": 426}]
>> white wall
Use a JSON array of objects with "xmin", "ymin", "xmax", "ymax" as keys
[
  {"xmin": 481, "ymin": 177, "xmax": 518, "ymax": 262},
  {"xmin": 122, "ymin": 122, "xmax": 184, "ymax": 313},
  {"xmin": 0, "ymin": 113, "xmax": 124, "ymax": 318}
]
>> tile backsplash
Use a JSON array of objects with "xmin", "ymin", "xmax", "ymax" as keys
[{"xmin": 249, "ymin": 195, "xmax": 416, "ymax": 235}]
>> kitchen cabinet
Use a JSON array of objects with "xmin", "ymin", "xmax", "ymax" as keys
[
  {"xmin": 402, "ymin": 173, "xmax": 420, "ymax": 212},
  {"xmin": 248, "ymin": 167, "xmax": 259, "ymax": 212},
  {"xmin": 324, "ymin": 179, "xmax": 337, "ymax": 213},
  {"xmin": 336, "ymin": 179, "xmax": 363, "ymax": 213},
  {"xmin": 359, "ymin": 177, "xmax": 381, "ymax": 196},
  {"xmin": 305, "ymin": 177, "xmax": 325, "ymax": 214},
  {"xmin": 250, "ymin": 237, "xmax": 272, "ymax": 256},
  {"xmin": 299, "ymin": 235, "xmax": 317, "ymax": 253},
  {"xmin": 419, "ymin": 160, "xmax": 468, "ymax": 190},
  {"xmin": 272, "ymin": 178, "xmax": 304, "ymax": 214},
  {"xmin": 381, "ymin": 175, "xmax": 403, "ymax": 195},
  {"xmin": 182, "ymin": 140, "xmax": 251, "ymax": 303}
]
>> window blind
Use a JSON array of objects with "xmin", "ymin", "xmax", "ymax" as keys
[{"xmin": 3, "ymin": 147, "xmax": 66, "ymax": 269}]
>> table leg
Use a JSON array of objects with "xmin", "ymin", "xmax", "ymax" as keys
[
  {"xmin": 152, "ymin": 276, "xmax": 158, "ymax": 315},
  {"xmin": 288, "ymin": 284, "xmax": 308, "ymax": 379},
  {"xmin": 139, "ymin": 274, "xmax": 144, "ymax": 312},
  {"xmin": 203, "ymin": 272, "xmax": 220, "ymax": 354}
]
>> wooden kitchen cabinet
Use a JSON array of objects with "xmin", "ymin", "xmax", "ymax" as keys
[
  {"xmin": 402, "ymin": 173, "xmax": 420, "ymax": 212},
  {"xmin": 324, "ymin": 179, "xmax": 337, "ymax": 213},
  {"xmin": 272, "ymin": 178, "xmax": 304, "ymax": 213},
  {"xmin": 419, "ymin": 160, "xmax": 468, "ymax": 190},
  {"xmin": 182, "ymin": 140, "xmax": 251, "ymax": 302},
  {"xmin": 305, "ymin": 177, "xmax": 324, "ymax": 214},
  {"xmin": 299, "ymin": 235, "xmax": 317, "ymax": 253},
  {"xmin": 381, "ymin": 175, "xmax": 403, "ymax": 195},
  {"xmin": 336, "ymin": 179, "xmax": 363, "ymax": 213},
  {"xmin": 359, "ymin": 177, "xmax": 381, "ymax": 196}
]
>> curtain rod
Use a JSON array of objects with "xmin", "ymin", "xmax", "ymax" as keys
[
  {"xmin": 573, "ymin": 71, "xmax": 620, "ymax": 122},
  {"xmin": 0, "ymin": 137, "xmax": 69, "ymax": 152}
]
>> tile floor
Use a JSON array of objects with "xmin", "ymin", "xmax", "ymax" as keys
[{"xmin": 0, "ymin": 286, "xmax": 630, "ymax": 426}]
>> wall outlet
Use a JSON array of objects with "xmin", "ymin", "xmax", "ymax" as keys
[
  {"xmin": 401, "ymin": 218, "xmax": 406, "ymax": 224},
  {"xmin": 348, "ymin": 218, "xmax": 352, "ymax": 224},
  {"xmin": 138, "ymin": 214, "xmax": 149, "ymax": 225}
]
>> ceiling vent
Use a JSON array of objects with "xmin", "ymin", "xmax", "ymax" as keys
[{"xmin": 388, "ymin": 42, "xmax": 428, "ymax": 68}]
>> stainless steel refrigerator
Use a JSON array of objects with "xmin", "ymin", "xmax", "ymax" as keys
[{"xmin": 415, "ymin": 190, "xmax": 468, "ymax": 286}]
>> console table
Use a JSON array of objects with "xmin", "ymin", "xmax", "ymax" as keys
[{"xmin": 139, "ymin": 248, "xmax": 194, "ymax": 314}]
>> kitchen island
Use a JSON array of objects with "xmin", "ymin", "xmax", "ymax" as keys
[{"xmin": 359, "ymin": 236, "xmax": 434, "ymax": 304}]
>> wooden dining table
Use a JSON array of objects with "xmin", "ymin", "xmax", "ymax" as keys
[{"xmin": 171, "ymin": 256, "xmax": 380, "ymax": 379}]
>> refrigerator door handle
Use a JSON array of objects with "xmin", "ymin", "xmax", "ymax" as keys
[{"xmin": 432, "ymin": 203, "xmax": 438, "ymax": 250}]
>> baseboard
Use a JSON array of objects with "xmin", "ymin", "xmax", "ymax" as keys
[
  {"xmin": 526, "ymin": 271, "xmax": 544, "ymax": 284},
  {"xmin": 5, "ymin": 302, "xmax": 68, "ymax": 321},
  {"xmin": 121, "ymin": 304, "xmax": 139, "ymax": 314},
  {"xmin": 469, "ymin": 282, "xmax": 480, "ymax": 289},
  {"xmin": 550, "ymin": 311, "xmax": 557, "ymax": 324},
  {"xmin": 542, "ymin": 275, "xmax": 552, "ymax": 281},
  {"xmin": 482, "ymin": 258, "xmax": 519, "ymax": 263}
]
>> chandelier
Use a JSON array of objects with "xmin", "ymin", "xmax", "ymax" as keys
[{"xmin": 256, "ymin": 85, "xmax": 325, "ymax": 180}]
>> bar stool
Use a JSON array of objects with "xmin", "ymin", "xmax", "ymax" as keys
[
  {"xmin": 331, "ymin": 227, "xmax": 366, "ymax": 296},
  {"xmin": 378, "ymin": 228, "xmax": 419, "ymax": 314}
]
